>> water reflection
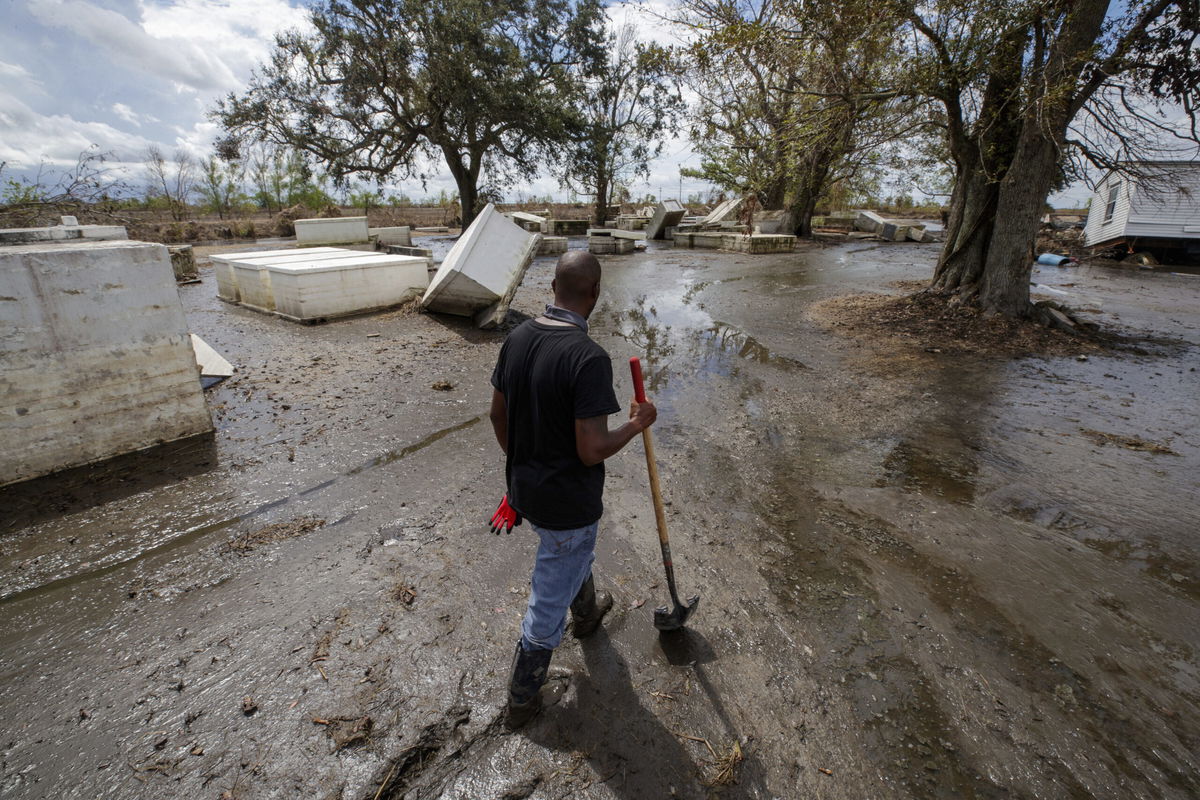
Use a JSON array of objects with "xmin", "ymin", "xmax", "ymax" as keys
[{"xmin": 595, "ymin": 275, "xmax": 807, "ymax": 397}]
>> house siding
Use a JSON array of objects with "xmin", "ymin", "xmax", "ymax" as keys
[
  {"xmin": 1084, "ymin": 174, "xmax": 1134, "ymax": 246},
  {"xmin": 1084, "ymin": 164, "xmax": 1200, "ymax": 246}
]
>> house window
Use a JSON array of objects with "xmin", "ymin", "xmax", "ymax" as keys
[{"xmin": 1103, "ymin": 182, "xmax": 1120, "ymax": 222}]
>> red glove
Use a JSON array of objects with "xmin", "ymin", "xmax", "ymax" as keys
[{"xmin": 489, "ymin": 495, "xmax": 522, "ymax": 535}]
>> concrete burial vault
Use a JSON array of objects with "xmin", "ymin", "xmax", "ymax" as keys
[
  {"xmin": 294, "ymin": 216, "xmax": 369, "ymax": 246},
  {"xmin": 0, "ymin": 238, "xmax": 213, "ymax": 486},
  {"xmin": 646, "ymin": 199, "xmax": 686, "ymax": 240},
  {"xmin": 421, "ymin": 203, "xmax": 540, "ymax": 329},
  {"xmin": 211, "ymin": 247, "xmax": 429, "ymax": 323}
]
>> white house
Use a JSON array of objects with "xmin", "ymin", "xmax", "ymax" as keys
[{"xmin": 1083, "ymin": 162, "xmax": 1200, "ymax": 250}]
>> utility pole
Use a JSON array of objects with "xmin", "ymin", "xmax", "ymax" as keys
[{"xmin": 677, "ymin": 164, "xmax": 682, "ymax": 202}]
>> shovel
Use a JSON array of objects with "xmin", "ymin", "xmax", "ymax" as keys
[{"xmin": 629, "ymin": 357, "xmax": 700, "ymax": 632}]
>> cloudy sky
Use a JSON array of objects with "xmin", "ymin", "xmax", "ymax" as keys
[
  {"xmin": 1, "ymin": 0, "xmax": 1094, "ymax": 206},
  {"xmin": 0, "ymin": 0, "xmax": 717, "ymax": 204}
]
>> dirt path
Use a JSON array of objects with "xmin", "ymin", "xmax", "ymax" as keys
[{"xmin": 1, "ymin": 241, "xmax": 1197, "ymax": 799}]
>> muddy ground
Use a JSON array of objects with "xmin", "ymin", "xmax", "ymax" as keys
[{"xmin": 1, "ymin": 239, "xmax": 1197, "ymax": 799}]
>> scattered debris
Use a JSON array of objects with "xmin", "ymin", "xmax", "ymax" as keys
[
  {"xmin": 811, "ymin": 292, "xmax": 1115, "ymax": 357},
  {"xmin": 241, "ymin": 696, "xmax": 258, "ymax": 716},
  {"xmin": 1037, "ymin": 252, "xmax": 1078, "ymax": 267},
  {"xmin": 392, "ymin": 581, "xmax": 418, "ymax": 605},
  {"xmin": 322, "ymin": 715, "xmax": 374, "ymax": 751},
  {"xmin": 190, "ymin": 333, "xmax": 234, "ymax": 389},
  {"xmin": 1080, "ymin": 429, "xmax": 1178, "ymax": 455},
  {"xmin": 431, "ymin": 380, "xmax": 454, "ymax": 391},
  {"xmin": 221, "ymin": 517, "xmax": 327, "ymax": 555}
]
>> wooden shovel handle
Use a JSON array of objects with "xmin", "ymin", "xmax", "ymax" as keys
[{"xmin": 629, "ymin": 358, "xmax": 671, "ymax": 548}]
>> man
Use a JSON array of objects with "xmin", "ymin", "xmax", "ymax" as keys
[{"xmin": 488, "ymin": 250, "xmax": 657, "ymax": 729}]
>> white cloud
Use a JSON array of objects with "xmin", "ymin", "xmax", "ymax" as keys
[
  {"xmin": 27, "ymin": 0, "xmax": 310, "ymax": 95},
  {"xmin": 111, "ymin": 102, "xmax": 141, "ymax": 126},
  {"xmin": 29, "ymin": 0, "xmax": 235, "ymax": 93},
  {"xmin": 2, "ymin": 0, "xmax": 313, "ymax": 187},
  {"xmin": 0, "ymin": 86, "xmax": 153, "ymax": 170}
]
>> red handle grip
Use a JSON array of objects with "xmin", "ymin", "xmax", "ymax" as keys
[{"xmin": 629, "ymin": 357, "xmax": 647, "ymax": 403}]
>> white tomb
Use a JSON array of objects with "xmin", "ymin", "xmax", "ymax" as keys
[
  {"xmin": 211, "ymin": 247, "xmax": 344, "ymax": 302},
  {"xmin": 422, "ymin": 204, "xmax": 540, "ymax": 328},
  {"xmin": 702, "ymin": 197, "xmax": 744, "ymax": 226},
  {"xmin": 646, "ymin": 200, "xmax": 687, "ymax": 240},
  {"xmin": 213, "ymin": 247, "xmax": 428, "ymax": 322},
  {"xmin": 294, "ymin": 216, "xmax": 370, "ymax": 245},
  {"xmin": 369, "ymin": 226, "xmax": 412, "ymax": 246},
  {"xmin": 0, "ymin": 224, "xmax": 127, "ymax": 245},
  {"xmin": 0, "ymin": 239, "xmax": 212, "ymax": 485}
]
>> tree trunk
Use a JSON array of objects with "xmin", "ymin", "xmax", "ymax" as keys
[
  {"xmin": 931, "ymin": 163, "xmax": 999, "ymax": 298},
  {"xmin": 977, "ymin": 130, "xmax": 1066, "ymax": 316},
  {"xmin": 593, "ymin": 173, "xmax": 609, "ymax": 228},
  {"xmin": 443, "ymin": 146, "xmax": 481, "ymax": 230},
  {"xmin": 788, "ymin": 190, "xmax": 819, "ymax": 237}
]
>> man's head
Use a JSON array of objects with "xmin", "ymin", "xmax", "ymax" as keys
[{"xmin": 551, "ymin": 250, "xmax": 602, "ymax": 318}]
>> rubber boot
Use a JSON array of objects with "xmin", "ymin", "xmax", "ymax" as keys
[
  {"xmin": 570, "ymin": 574, "xmax": 613, "ymax": 639},
  {"xmin": 505, "ymin": 641, "xmax": 553, "ymax": 730}
]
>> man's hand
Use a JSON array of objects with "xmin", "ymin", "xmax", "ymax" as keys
[
  {"xmin": 576, "ymin": 397, "xmax": 658, "ymax": 467},
  {"xmin": 489, "ymin": 495, "xmax": 522, "ymax": 534},
  {"xmin": 629, "ymin": 398, "xmax": 657, "ymax": 431}
]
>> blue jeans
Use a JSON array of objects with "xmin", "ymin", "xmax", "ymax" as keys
[{"xmin": 520, "ymin": 521, "xmax": 598, "ymax": 651}]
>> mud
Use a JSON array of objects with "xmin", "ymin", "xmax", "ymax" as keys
[{"xmin": 1, "ymin": 239, "xmax": 1197, "ymax": 799}]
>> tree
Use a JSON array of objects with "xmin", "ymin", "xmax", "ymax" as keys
[
  {"xmin": 0, "ymin": 147, "xmax": 128, "ymax": 227},
  {"xmin": 347, "ymin": 182, "xmax": 383, "ymax": 214},
  {"xmin": 214, "ymin": 0, "xmax": 605, "ymax": 230},
  {"xmin": 906, "ymin": 0, "xmax": 1200, "ymax": 318},
  {"xmin": 678, "ymin": 0, "xmax": 916, "ymax": 236},
  {"xmin": 246, "ymin": 144, "xmax": 288, "ymax": 212},
  {"xmin": 561, "ymin": 23, "xmax": 683, "ymax": 226},
  {"xmin": 143, "ymin": 146, "xmax": 195, "ymax": 221},
  {"xmin": 197, "ymin": 156, "xmax": 246, "ymax": 219}
]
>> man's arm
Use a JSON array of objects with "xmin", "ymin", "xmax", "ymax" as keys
[
  {"xmin": 489, "ymin": 389, "xmax": 508, "ymax": 455},
  {"xmin": 575, "ymin": 398, "xmax": 657, "ymax": 467}
]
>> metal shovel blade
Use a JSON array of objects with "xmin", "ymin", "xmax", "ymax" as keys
[{"xmin": 653, "ymin": 595, "xmax": 700, "ymax": 632}]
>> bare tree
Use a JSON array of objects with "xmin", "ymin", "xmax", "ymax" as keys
[
  {"xmin": 143, "ymin": 146, "xmax": 196, "ymax": 221},
  {"xmin": 0, "ymin": 146, "xmax": 129, "ymax": 227}
]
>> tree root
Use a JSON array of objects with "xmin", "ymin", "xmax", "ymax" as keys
[{"xmin": 1028, "ymin": 300, "xmax": 1098, "ymax": 336}]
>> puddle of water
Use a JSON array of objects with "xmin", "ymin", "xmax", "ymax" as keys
[
  {"xmin": 594, "ymin": 263, "xmax": 809, "ymax": 400},
  {"xmin": 878, "ymin": 439, "xmax": 977, "ymax": 505}
]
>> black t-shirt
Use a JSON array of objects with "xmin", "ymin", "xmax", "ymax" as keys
[{"xmin": 490, "ymin": 319, "xmax": 621, "ymax": 529}]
